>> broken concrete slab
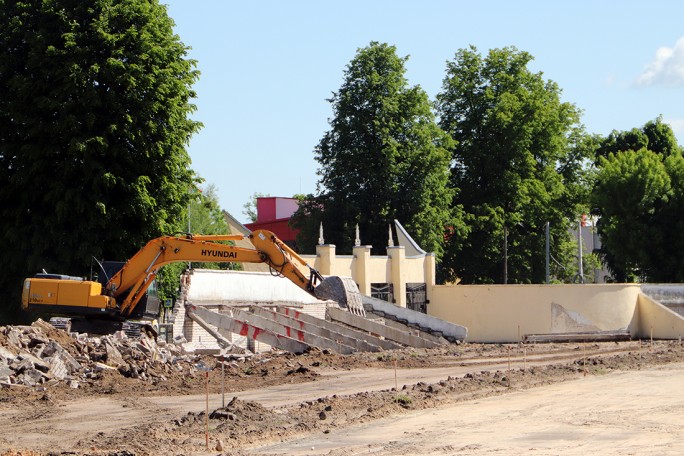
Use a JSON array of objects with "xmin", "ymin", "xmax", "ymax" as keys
[
  {"xmin": 105, "ymin": 339, "xmax": 126, "ymax": 367},
  {"xmin": 48, "ymin": 355, "xmax": 68, "ymax": 380},
  {"xmin": 523, "ymin": 330, "xmax": 631, "ymax": 343},
  {"xmin": 187, "ymin": 305, "xmax": 310, "ymax": 354},
  {"xmin": 326, "ymin": 307, "xmax": 439, "ymax": 349},
  {"xmin": 0, "ymin": 346, "xmax": 16, "ymax": 361},
  {"xmin": 20, "ymin": 367, "xmax": 45, "ymax": 386},
  {"xmin": 276, "ymin": 307, "xmax": 403, "ymax": 351},
  {"xmin": 0, "ymin": 363, "xmax": 12, "ymax": 378},
  {"xmin": 361, "ymin": 295, "xmax": 467, "ymax": 342},
  {"xmin": 251, "ymin": 306, "xmax": 382, "ymax": 353}
]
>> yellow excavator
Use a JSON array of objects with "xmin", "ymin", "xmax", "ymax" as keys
[{"xmin": 21, "ymin": 229, "xmax": 360, "ymax": 334}]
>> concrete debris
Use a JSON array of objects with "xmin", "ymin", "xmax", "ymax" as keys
[{"xmin": 0, "ymin": 319, "xmax": 207, "ymax": 388}]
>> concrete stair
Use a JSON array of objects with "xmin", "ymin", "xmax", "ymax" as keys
[{"xmin": 360, "ymin": 295, "xmax": 467, "ymax": 343}]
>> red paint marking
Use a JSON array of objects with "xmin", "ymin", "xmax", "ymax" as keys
[
  {"xmin": 239, "ymin": 323, "xmax": 248, "ymax": 337},
  {"xmin": 299, "ymin": 321, "xmax": 304, "ymax": 329},
  {"xmin": 286, "ymin": 327, "xmax": 291, "ymax": 338},
  {"xmin": 252, "ymin": 328, "xmax": 261, "ymax": 339},
  {"xmin": 297, "ymin": 330, "xmax": 305, "ymax": 342}
]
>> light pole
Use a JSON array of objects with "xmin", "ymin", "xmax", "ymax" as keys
[
  {"xmin": 503, "ymin": 225, "xmax": 508, "ymax": 284},
  {"xmin": 545, "ymin": 221, "xmax": 550, "ymax": 284},
  {"xmin": 578, "ymin": 220, "xmax": 584, "ymax": 284}
]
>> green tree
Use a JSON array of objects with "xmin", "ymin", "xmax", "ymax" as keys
[
  {"xmin": 158, "ymin": 184, "xmax": 234, "ymax": 303},
  {"xmin": 242, "ymin": 192, "xmax": 271, "ymax": 223},
  {"xmin": 187, "ymin": 184, "xmax": 229, "ymax": 237},
  {"xmin": 293, "ymin": 42, "xmax": 456, "ymax": 258},
  {"xmin": 590, "ymin": 118, "xmax": 683, "ymax": 282},
  {"xmin": 595, "ymin": 116, "xmax": 682, "ymax": 162},
  {"xmin": 0, "ymin": 0, "xmax": 201, "ymax": 322},
  {"xmin": 436, "ymin": 46, "xmax": 589, "ymax": 284},
  {"xmin": 591, "ymin": 149, "xmax": 671, "ymax": 281}
]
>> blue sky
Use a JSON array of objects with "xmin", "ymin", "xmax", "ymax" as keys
[{"xmin": 164, "ymin": 0, "xmax": 684, "ymax": 223}]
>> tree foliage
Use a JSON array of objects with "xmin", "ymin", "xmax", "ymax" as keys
[
  {"xmin": 595, "ymin": 116, "xmax": 683, "ymax": 162},
  {"xmin": 292, "ymin": 42, "xmax": 456, "ymax": 258},
  {"xmin": 436, "ymin": 46, "xmax": 590, "ymax": 284},
  {"xmin": 0, "ymin": 0, "xmax": 201, "ymax": 322},
  {"xmin": 242, "ymin": 192, "xmax": 271, "ymax": 223},
  {"xmin": 158, "ymin": 184, "xmax": 234, "ymax": 303},
  {"xmin": 591, "ymin": 119, "xmax": 684, "ymax": 282}
]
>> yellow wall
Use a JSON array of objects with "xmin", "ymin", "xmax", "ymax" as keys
[
  {"xmin": 637, "ymin": 294, "xmax": 684, "ymax": 340},
  {"xmin": 429, "ymin": 284, "xmax": 642, "ymax": 343}
]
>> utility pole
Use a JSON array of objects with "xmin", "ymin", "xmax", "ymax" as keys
[
  {"xmin": 578, "ymin": 220, "xmax": 584, "ymax": 284},
  {"xmin": 503, "ymin": 226, "xmax": 508, "ymax": 284},
  {"xmin": 545, "ymin": 221, "xmax": 550, "ymax": 284}
]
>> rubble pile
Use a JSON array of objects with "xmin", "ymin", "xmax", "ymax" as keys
[{"xmin": 0, "ymin": 319, "xmax": 199, "ymax": 388}]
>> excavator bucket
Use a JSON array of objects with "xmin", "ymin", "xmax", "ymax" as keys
[{"xmin": 314, "ymin": 276, "xmax": 366, "ymax": 317}]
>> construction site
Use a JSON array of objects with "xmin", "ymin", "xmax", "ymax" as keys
[{"xmin": 4, "ymin": 221, "xmax": 684, "ymax": 455}]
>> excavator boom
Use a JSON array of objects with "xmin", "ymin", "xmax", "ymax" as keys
[
  {"xmin": 108, "ymin": 230, "xmax": 319, "ymax": 316},
  {"xmin": 21, "ymin": 229, "xmax": 354, "ymax": 325}
]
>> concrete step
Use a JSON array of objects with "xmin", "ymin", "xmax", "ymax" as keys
[
  {"xmin": 361, "ymin": 295, "xmax": 467, "ymax": 342},
  {"xmin": 326, "ymin": 307, "xmax": 440, "ymax": 349}
]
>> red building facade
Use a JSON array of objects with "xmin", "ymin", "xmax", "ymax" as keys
[{"xmin": 243, "ymin": 197, "xmax": 300, "ymax": 247}]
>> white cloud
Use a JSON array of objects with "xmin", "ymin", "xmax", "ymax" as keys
[{"xmin": 636, "ymin": 37, "xmax": 684, "ymax": 87}]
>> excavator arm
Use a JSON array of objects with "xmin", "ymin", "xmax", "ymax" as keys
[
  {"xmin": 22, "ymin": 228, "xmax": 362, "ymax": 327},
  {"xmin": 108, "ymin": 230, "xmax": 322, "ymax": 316}
]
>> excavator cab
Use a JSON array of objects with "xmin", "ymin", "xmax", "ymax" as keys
[{"xmin": 97, "ymin": 261, "xmax": 160, "ymax": 320}]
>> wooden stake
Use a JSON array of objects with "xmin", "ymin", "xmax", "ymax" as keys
[
  {"xmin": 650, "ymin": 327, "xmax": 653, "ymax": 349},
  {"xmin": 205, "ymin": 371, "xmax": 209, "ymax": 450},
  {"xmin": 507, "ymin": 346, "xmax": 512, "ymax": 387},
  {"xmin": 394, "ymin": 359, "xmax": 398, "ymax": 401},
  {"xmin": 221, "ymin": 356, "xmax": 225, "ymax": 409}
]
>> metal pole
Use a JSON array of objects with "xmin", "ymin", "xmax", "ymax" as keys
[
  {"xmin": 578, "ymin": 220, "xmax": 584, "ymax": 284},
  {"xmin": 188, "ymin": 202, "xmax": 192, "ymax": 269},
  {"xmin": 503, "ymin": 226, "xmax": 508, "ymax": 284},
  {"xmin": 545, "ymin": 221, "xmax": 550, "ymax": 284}
]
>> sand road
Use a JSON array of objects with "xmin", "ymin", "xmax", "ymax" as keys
[{"xmin": 252, "ymin": 363, "xmax": 684, "ymax": 455}]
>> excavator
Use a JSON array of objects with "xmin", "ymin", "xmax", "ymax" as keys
[{"xmin": 21, "ymin": 229, "xmax": 362, "ymax": 334}]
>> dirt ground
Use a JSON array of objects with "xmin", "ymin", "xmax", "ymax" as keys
[{"xmin": 1, "ymin": 339, "xmax": 683, "ymax": 455}]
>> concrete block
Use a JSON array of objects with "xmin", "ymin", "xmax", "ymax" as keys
[
  {"xmin": 21, "ymin": 367, "xmax": 44, "ymax": 386},
  {"xmin": 0, "ymin": 346, "xmax": 16, "ymax": 362},
  {"xmin": 17, "ymin": 353, "xmax": 50, "ymax": 372},
  {"xmin": 48, "ymin": 356, "xmax": 68, "ymax": 380},
  {"xmin": 276, "ymin": 306, "xmax": 401, "ymax": 351},
  {"xmin": 104, "ymin": 339, "xmax": 125, "ymax": 367},
  {"xmin": 230, "ymin": 307, "xmax": 355, "ymax": 355},
  {"xmin": 0, "ymin": 363, "xmax": 12, "ymax": 378},
  {"xmin": 57, "ymin": 349, "xmax": 82, "ymax": 372},
  {"xmin": 187, "ymin": 306, "xmax": 310, "ymax": 354},
  {"xmin": 41, "ymin": 341, "xmax": 61, "ymax": 358},
  {"xmin": 327, "ymin": 307, "xmax": 438, "ymax": 349},
  {"xmin": 362, "ymin": 295, "xmax": 467, "ymax": 342}
]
